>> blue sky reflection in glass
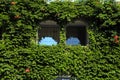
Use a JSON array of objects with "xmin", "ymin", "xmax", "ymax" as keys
[
  {"xmin": 39, "ymin": 37, "xmax": 57, "ymax": 46},
  {"xmin": 66, "ymin": 37, "xmax": 80, "ymax": 45}
]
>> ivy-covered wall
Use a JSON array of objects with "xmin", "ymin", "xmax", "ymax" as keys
[{"xmin": 0, "ymin": 0, "xmax": 120, "ymax": 79}]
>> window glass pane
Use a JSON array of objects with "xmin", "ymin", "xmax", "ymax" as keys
[
  {"xmin": 66, "ymin": 26, "xmax": 87, "ymax": 46},
  {"xmin": 39, "ymin": 37, "xmax": 57, "ymax": 46},
  {"xmin": 38, "ymin": 23, "xmax": 59, "ymax": 46},
  {"xmin": 66, "ymin": 37, "xmax": 80, "ymax": 45},
  {"xmin": 66, "ymin": 27, "xmax": 81, "ymax": 45}
]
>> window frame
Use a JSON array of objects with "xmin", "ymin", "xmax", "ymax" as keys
[
  {"xmin": 65, "ymin": 20, "xmax": 89, "ymax": 46},
  {"xmin": 38, "ymin": 20, "xmax": 60, "ymax": 46}
]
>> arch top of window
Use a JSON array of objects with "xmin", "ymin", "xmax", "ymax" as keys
[
  {"xmin": 39, "ymin": 20, "xmax": 59, "ymax": 27},
  {"xmin": 66, "ymin": 20, "xmax": 88, "ymax": 27}
]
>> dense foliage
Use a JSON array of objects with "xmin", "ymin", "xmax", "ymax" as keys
[{"xmin": 0, "ymin": 0, "xmax": 120, "ymax": 79}]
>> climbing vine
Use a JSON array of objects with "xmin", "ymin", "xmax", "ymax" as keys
[{"xmin": 0, "ymin": 0, "xmax": 120, "ymax": 79}]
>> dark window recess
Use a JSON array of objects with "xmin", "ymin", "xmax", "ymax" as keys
[
  {"xmin": 66, "ymin": 26, "xmax": 88, "ymax": 46},
  {"xmin": 38, "ymin": 20, "xmax": 60, "ymax": 46}
]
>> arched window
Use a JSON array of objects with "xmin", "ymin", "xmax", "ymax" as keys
[
  {"xmin": 38, "ymin": 20, "xmax": 60, "ymax": 46},
  {"xmin": 56, "ymin": 75, "xmax": 77, "ymax": 80},
  {"xmin": 66, "ymin": 20, "xmax": 88, "ymax": 46}
]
